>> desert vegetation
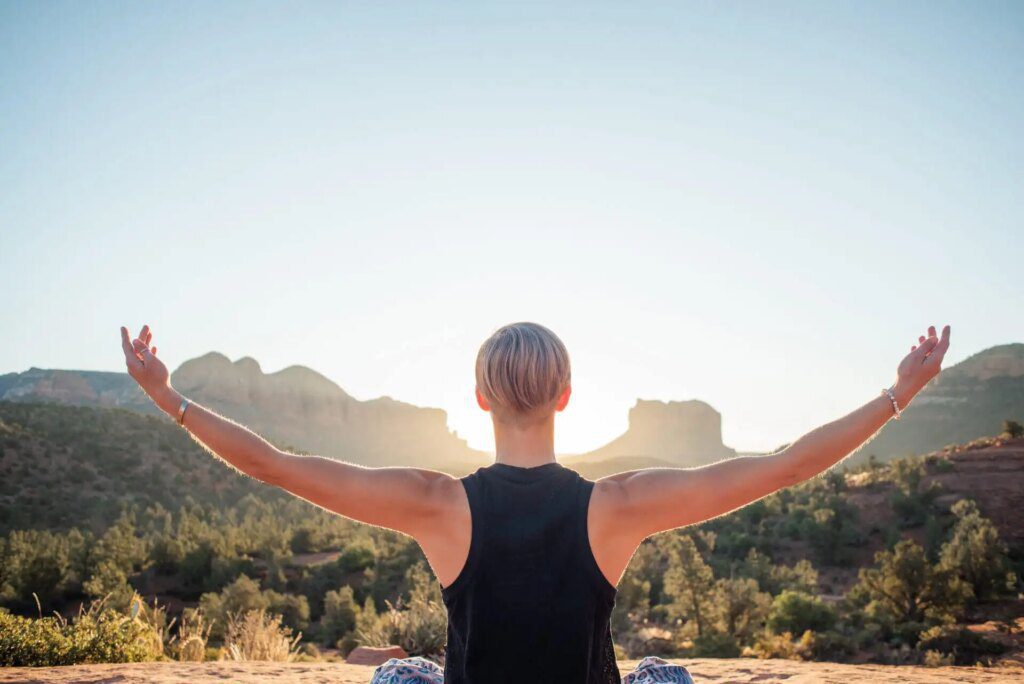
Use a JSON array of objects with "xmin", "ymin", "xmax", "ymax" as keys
[{"xmin": 0, "ymin": 401, "xmax": 1021, "ymax": 667}]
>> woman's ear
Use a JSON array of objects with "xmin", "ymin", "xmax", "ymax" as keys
[
  {"xmin": 475, "ymin": 387, "xmax": 491, "ymax": 412},
  {"xmin": 555, "ymin": 385, "xmax": 572, "ymax": 412}
]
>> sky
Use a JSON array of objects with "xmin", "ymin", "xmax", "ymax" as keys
[{"xmin": 1, "ymin": 1, "xmax": 1022, "ymax": 455}]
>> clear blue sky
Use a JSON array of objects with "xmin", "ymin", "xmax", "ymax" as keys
[{"xmin": 2, "ymin": 1, "xmax": 1022, "ymax": 454}]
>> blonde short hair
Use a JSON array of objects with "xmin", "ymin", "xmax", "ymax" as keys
[{"xmin": 475, "ymin": 322, "xmax": 571, "ymax": 421}]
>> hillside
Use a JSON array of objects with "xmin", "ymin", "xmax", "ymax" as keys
[
  {"xmin": 1, "ymin": 399, "xmax": 1022, "ymax": 670},
  {"xmin": 0, "ymin": 401, "xmax": 281, "ymax": 534},
  {"xmin": 855, "ymin": 344, "xmax": 1024, "ymax": 463}
]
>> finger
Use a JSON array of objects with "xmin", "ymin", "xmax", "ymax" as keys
[
  {"xmin": 139, "ymin": 325, "xmax": 150, "ymax": 348},
  {"xmin": 134, "ymin": 338, "xmax": 157, "ymax": 363},
  {"xmin": 121, "ymin": 327, "xmax": 142, "ymax": 367},
  {"xmin": 915, "ymin": 336, "xmax": 938, "ymax": 358},
  {"xmin": 919, "ymin": 336, "xmax": 926, "ymax": 345},
  {"xmin": 928, "ymin": 325, "xmax": 951, "ymax": 363},
  {"xmin": 139, "ymin": 346, "xmax": 157, "ymax": 364},
  {"xmin": 145, "ymin": 329, "xmax": 153, "ymax": 346},
  {"xmin": 928, "ymin": 325, "xmax": 937, "ymax": 339},
  {"xmin": 120, "ymin": 327, "xmax": 134, "ymax": 357},
  {"xmin": 151, "ymin": 346, "xmax": 157, "ymax": 357}
]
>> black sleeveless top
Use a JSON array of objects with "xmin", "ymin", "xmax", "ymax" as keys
[{"xmin": 440, "ymin": 462, "xmax": 619, "ymax": 684}]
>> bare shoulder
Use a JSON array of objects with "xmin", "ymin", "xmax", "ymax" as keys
[
  {"xmin": 416, "ymin": 470, "xmax": 470, "ymax": 527},
  {"xmin": 589, "ymin": 476, "xmax": 632, "ymax": 534},
  {"xmin": 411, "ymin": 471, "xmax": 472, "ymax": 588}
]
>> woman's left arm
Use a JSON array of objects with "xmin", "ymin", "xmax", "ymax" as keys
[{"xmin": 594, "ymin": 325, "xmax": 951, "ymax": 543}]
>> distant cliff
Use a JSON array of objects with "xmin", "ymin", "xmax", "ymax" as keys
[
  {"xmin": 0, "ymin": 355, "xmax": 484, "ymax": 470},
  {"xmin": 0, "ymin": 368, "xmax": 153, "ymax": 413},
  {"xmin": 855, "ymin": 344, "xmax": 1024, "ymax": 463},
  {"xmin": 169, "ymin": 353, "xmax": 482, "ymax": 468},
  {"xmin": 567, "ymin": 399, "xmax": 736, "ymax": 468},
  {"xmin": 3, "ymin": 342, "xmax": 1021, "ymax": 469}
]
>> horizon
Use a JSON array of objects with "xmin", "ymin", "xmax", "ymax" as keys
[
  {"xmin": 2, "ymin": 2, "xmax": 1023, "ymax": 453},
  {"xmin": 3, "ymin": 337, "xmax": 1021, "ymax": 456}
]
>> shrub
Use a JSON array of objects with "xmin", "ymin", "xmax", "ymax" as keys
[
  {"xmin": 0, "ymin": 600, "xmax": 162, "ymax": 666},
  {"xmin": 922, "ymin": 649, "xmax": 953, "ymax": 667},
  {"xmin": 1002, "ymin": 420, "xmax": 1023, "ymax": 440},
  {"xmin": 767, "ymin": 591, "xmax": 836, "ymax": 635},
  {"xmin": 750, "ymin": 629, "xmax": 814, "ymax": 660},
  {"xmin": 355, "ymin": 597, "xmax": 447, "ymax": 658},
  {"xmin": 320, "ymin": 586, "xmax": 360, "ymax": 646},
  {"xmin": 916, "ymin": 625, "xmax": 1007, "ymax": 666},
  {"xmin": 939, "ymin": 499, "xmax": 1016, "ymax": 602},
  {"xmin": 712, "ymin": 577, "xmax": 771, "ymax": 642},
  {"xmin": 222, "ymin": 610, "xmax": 301, "ymax": 662},
  {"xmin": 687, "ymin": 632, "xmax": 740, "ymax": 657},
  {"xmin": 851, "ymin": 540, "xmax": 970, "ymax": 628},
  {"xmin": 0, "ymin": 611, "xmax": 72, "ymax": 666},
  {"xmin": 171, "ymin": 608, "xmax": 211, "ymax": 662},
  {"xmin": 807, "ymin": 630, "xmax": 856, "ymax": 660}
]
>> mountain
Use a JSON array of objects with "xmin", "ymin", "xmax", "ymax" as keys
[
  {"xmin": 171, "ymin": 353, "xmax": 484, "ymax": 469},
  {"xmin": 0, "ymin": 355, "xmax": 484, "ymax": 470},
  {"xmin": 0, "ymin": 367, "xmax": 154, "ymax": 414},
  {"xmin": 3, "ymin": 342, "xmax": 1021, "ymax": 471},
  {"xmin": 855, "ymin": 344, "xmax": 1024, "ymax": 463},
  {"xmin": 565, "ymin": 399, "xmax": 736, "ymax": 469},
  {"xmin": 0, "ymin": 355, "xmax": 736, "ymax": 472}
]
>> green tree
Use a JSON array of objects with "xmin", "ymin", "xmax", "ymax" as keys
[
  {"xmin": 0, "ymin": 530, "xmax": 70, "ymax": 610},
  {"xmin": 939, "ymin": 500, "xmax": 1016, "ymax": 602},
  {"xmin": 663, "ymin": 535, "xmax": 715, "ymax": 637},
  {"xmin": 611, "ymin": 563, "xmax": 651, "ymax": 638},
  {"xmin": 711, "ymin": 577, "xmax": 771, "ymax": 642},
  {"xmin": 852, "ymin": 540, "xmax": 970, "ymax": 627},
  {"xmin": 767, "ymin": 590, "xmax": 836, "ymax": 635},
  {"xmin": 320, "ymin": 586, "xmax": 360, "ymax": 646},
  {"xmin": 739, "ymin": 549, "xmax": 818, "ymax": 595},
  {"xmin": 200, "ymin": 574, "xmax": 269, "ymax": 639},
  {"xmin": 889, "ymin": 457, "xmax": 941, "ymax": 528},
  {"xmin": 1002, "ymin": 419, "xmax": 1023, "ymax": 439}
]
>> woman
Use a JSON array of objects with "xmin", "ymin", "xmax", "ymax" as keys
[{"xmin": 120, "ymin": 321, "xmax": 950, "ymax": 683}]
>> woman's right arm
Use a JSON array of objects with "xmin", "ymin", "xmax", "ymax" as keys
[{"xmin": 119, "ymin": 325, "xmax": 464, "ymax": 539}]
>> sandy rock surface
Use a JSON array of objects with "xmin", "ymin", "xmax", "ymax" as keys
[{"xmin": 0, "ymin": 659, "xmax": 1019, "ymax": 683}]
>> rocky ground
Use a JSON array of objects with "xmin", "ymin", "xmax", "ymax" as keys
[{"xmin": 1, "ymin": 659, "xmax": 1020, "ymax": 684}]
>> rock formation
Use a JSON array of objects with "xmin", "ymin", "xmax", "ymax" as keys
[{"xmin": 568, "ymin": 399, "xmax": 736, "ymax": 468}]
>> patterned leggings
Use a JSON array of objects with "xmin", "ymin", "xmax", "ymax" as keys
[{"xmin": 369, "ymin": 656, "xmax": 695, "ymax": 683}]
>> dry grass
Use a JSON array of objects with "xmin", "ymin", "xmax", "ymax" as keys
[{"xmin": 222, "ymin": 610, "xmax": 302, "ymax": 663}]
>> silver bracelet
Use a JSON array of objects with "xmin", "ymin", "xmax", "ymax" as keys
[
  {"xmin": 176, "ymin": 398, "xmax": 190, "ymax": 426},
  {"xmin": 881, "ymin": 387, "xmax": 901, "ymax": 420}
]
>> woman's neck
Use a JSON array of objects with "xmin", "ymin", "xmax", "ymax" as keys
[{"xmin": 492, "ymin": 414, "xmax": 557, "ymax": 468}]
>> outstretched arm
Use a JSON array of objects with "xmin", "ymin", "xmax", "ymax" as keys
[
  {"xmin": 593, "ymin": 325, "xmax": 951, "ymax": 548},
  {"xmin": 118, "ymin": 326, "xmax": 463, "ymax": 540}
]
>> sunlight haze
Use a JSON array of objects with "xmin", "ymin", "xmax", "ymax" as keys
[{"xmin": 2, "ymin": 2, "xmax": 1022, "ymax": 454}]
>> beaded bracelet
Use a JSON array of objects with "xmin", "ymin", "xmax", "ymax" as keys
[{"xmin": 881, "ymin": 387, "xmax": 901, "ymax": 420}]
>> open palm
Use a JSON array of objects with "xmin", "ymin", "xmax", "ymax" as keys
[
  {"xmin": 120, "ymin": 324, "xmax": 170, "ymax": 398},
  {"xmin": 896, "ymin": 324, "xmax": 951, "ymax": 396}
]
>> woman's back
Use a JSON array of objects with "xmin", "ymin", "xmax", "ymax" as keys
[{"xmin": 441, "ymin": 462, "xmax": 619, "ymax": 684}]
